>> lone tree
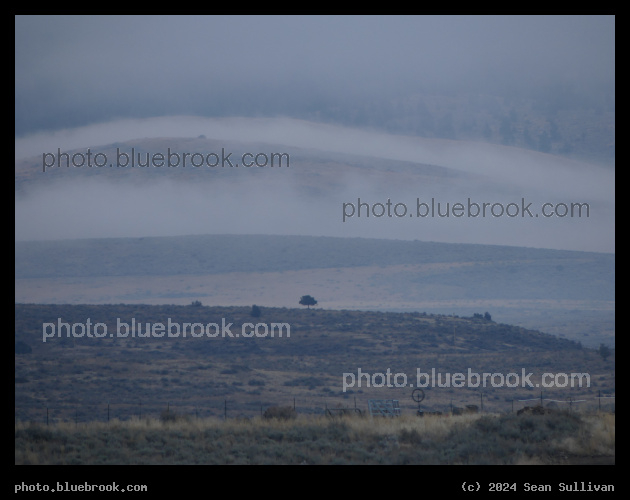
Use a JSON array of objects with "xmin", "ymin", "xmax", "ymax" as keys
[{"xmin": 299, "ymin": 295, "xmax": 317, "ymax": 309}]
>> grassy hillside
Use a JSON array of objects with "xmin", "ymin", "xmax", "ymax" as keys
[{"xmin": 15, "ymin": 304, "xmax": 614, "ymax": 425}]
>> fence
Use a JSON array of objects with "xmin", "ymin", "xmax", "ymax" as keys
[
  {"xmin": 15, "ymin": 391, "xmax": 615, "ymax": 426},
  {"xmin": 515, "ymin": 391, "xmax": 616, "ymax": 413}
]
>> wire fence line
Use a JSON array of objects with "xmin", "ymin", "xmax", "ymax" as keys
[
  {"xmin": 514, "ymin": 393, "xmax": 615, "ymax": 413},
  {"xmin": 15, "ymin": 391, "xmax": 615, "ymax": 425}
]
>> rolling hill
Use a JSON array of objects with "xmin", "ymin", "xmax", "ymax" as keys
[
  {"xmin": 15, "ymin": 234, "xmax": 614, "ymax": 348},
  {"xmin": 15, "ymin": 303, "xmax": 615, "ymax": 425}
]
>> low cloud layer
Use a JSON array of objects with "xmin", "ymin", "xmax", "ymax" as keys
[
  {"xmin": 15, "ymin": 116, "xmax": 614, "ymax": 252},
  {"xmin": 15, "ymin": 16, "xmax": 614, "ymax": 252}
]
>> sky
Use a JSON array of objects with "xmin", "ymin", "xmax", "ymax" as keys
[
  {"xmin": 14, "ymin": 15, "xmax": 615, "ymax": 252},
  {"xmin": 15, "ymin": 15, "xmax": 614, "ymax": 137}
]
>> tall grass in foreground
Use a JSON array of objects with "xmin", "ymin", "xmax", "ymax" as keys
[{"xmin": 15, "ymin": 412, "xmax": 614, "ymax": 465}]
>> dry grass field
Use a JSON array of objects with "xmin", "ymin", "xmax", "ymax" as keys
[{"xmin": 15, "ymin": 411, "xmax": 614, "ymax": 465}]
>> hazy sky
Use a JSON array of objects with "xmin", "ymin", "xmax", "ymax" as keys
[
  {"xmin": 14, "ymin": 16, "xmax": 615, "ymax": 252},
  {"xmin": 15, "ymin": 15, "xmax": 614, "ymax": 136}
]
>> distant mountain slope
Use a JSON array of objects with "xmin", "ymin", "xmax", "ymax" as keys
[
  {"xmin": 15, "ymin": 234, "xmax": 612, "ymax": 294},
  {"xmin": 15, "ymin": 234, "xmax": 614, "ymax": 348}
]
